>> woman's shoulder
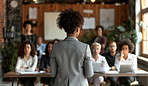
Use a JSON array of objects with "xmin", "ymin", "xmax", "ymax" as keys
[
  {"xmin": 100, "ymin": 36, "xmax": 106, "ymax": 39},
  {"xmin": 128, "ymin": 53, "xmax": 137, "ymax": 58},
  {"xmin": 32, "ymin": 33, "xmax": 36, "ymax": 37},
  {"xmin": 115, "ymin": 53, "xmax": 120, "ymax": 58},
  {"xmin": 17, "ymin": 56, "xmax": 24, "ymax": 61},
  {"xmin": 32, "ymin": 55, "xmax": 38, "ymax": 59},
  {"xmin": 99, "ymin": 54, "xmax": 105, "ymax": 59},
  {"xmin": 17, "ymin": 56, "xmax": 22, "ymax": 59}
]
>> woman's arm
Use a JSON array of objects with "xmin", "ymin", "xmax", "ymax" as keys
[
  {"xmin": 25, "ymin": 55, "xmax": 38, "ymax": 72},
  {"xmin": 15, "ymin": 57, "xmax": 26, "ymax": 71},
  {"xmin": 101, "ymin": 37, "xmax": 107, "ymax": 49},
  {"xmin": 39, "ymin": 55, "xmax": 45, "ymax": 70},
  {"xmin": 114, "ymin": 54, "xmax": 121, "ymax": 71}
]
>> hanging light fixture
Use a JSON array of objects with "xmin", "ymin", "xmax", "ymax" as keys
[
  {"xmin": 91, "ymin": 0, "xmax": 95, "ymax": 3},
  {"xmin": 33, "ymin": 0, "xmax": 37, "ymax": 2}
]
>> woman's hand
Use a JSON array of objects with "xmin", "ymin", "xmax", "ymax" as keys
[
  {"xmin": 110, "ymin": 66, "xmax": 116, "ymax": 70},
  {"xmin": 43, "ymin": 67, "xmax": 50, "ymax": 72},
  {"xmin": 119, "ymin": 50, "xmax": 124, "ymax": 61},
  {"xmin": 35, "ymin": 50, "xmax": 38, "ymax": 55},
  {"xmin": 35, "ymin": 67, "xmax": 39, "ymax": 71},
  {"xmin": 20, "ymin": 67, "xmax": 28, "ymax": 69}
]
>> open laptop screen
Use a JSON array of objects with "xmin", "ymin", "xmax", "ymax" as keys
[{"xmin": 119, "ymin": 64, "xmax": 135, "ymax": 73}]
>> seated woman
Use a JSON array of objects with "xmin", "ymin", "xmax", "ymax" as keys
[
  {"xmin": 39, "ymin": 42, "xmax": 54, "ymax": 86},
  {"xmin": 88, "ymin": 42, "xmax": 109, "ymax": 86},
  {"xmin": 115, "ymin": 39, "xmax": 137, "ymax": 86},
  {"xmin": 15, "ymin": 41, "xmax": 38, "ymax": 86}
]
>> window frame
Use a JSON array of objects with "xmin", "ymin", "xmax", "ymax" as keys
[{"xmin": 141, "ymin": 0, "xmax": 148, "ymax": 57}]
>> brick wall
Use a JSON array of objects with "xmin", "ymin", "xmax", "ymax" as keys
[
  {"xmin": 0, "ymin": 0, "xmax": 4, "ymax": 82},
  {"xmin": 0, "ymin": 0, "xmax": 4, "ymax": 43}
]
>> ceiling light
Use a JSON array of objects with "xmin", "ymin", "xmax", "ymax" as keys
[
  {"xmin": 91, "ymin": 0, "xmax": 95, "ymax": 3},
  {"xmin": 33, "ymin": 0, "xmax": 37, "ymax": 2}
]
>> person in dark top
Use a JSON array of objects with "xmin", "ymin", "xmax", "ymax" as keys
[
  {"xmin": 39, "ymin": 42, "xmax": 54, "ymax": 86},
  {"xmin": 93, "ymin": 25, "xmax": 107, "ymax": 55},
  {"xmin": 21, "ymin": 21, "xmax": 37, "ymax": 47},
  {"xmin": 102, "ymin": 41, "xmax": 118, "ymax": 86}
]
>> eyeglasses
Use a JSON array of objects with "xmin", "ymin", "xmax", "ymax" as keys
[
  {"xmin": 109, "ymin": 46, "xmax": 116, "ymax": 48},
  {"xmin": 92, "ymin": 48, "xmax": 100, "ymax": 51}
]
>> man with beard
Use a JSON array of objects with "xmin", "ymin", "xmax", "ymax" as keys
[{"xmin": 102, "ymin": 41, "xmax": 119, "ymax": 86}]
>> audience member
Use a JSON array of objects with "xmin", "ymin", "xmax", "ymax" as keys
[
  {"xmin": 39, "ymin": 42, "xmax": 54, "ymax": 86},
  {"xmin": 93, "ymin": 25, "xmax": 107, "ymax": 55},
  {"xmin": 102, "ymin": 41, "xmax": 119, "ymax": 86},
  {"xmin": 53, "ymin": 39, "xmax": 60, "ymax": 44},
  {"xmin": 21, "ymin": 21, "xmax": 37, "ymax": 47},
  {"xmin": 50, "ymin": 9, "xmax": 94, "ymax": 86},
  {"xmin": 115, "ymin": 39, "xmax": 137, "ymax": 86},
  {"xmin": 36, "ymin": 36, "xmax": 46, "ymax": 57},
  {"xmin": 88, "ymin": 42, "xmax": 109, "ymax": 86},
  {"xmin": 15, "ymin": 41, "xmax": 38, "ymax": 86}
]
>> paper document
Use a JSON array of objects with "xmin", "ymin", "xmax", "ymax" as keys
[
  {"xmin": 16, "ymin": 71, "xmax": 45, "ymax": 74},
  {"xmin": 134, "ymin": 70, "xmax": 148, "ymax": 74},
  {"xmin": 106, "ymin": 70, "xmax": 119, "ymax": 74}
]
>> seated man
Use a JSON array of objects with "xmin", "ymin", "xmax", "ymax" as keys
[
  {"xmin": 36, "ymin": 36, "xmax": 46, "ymax": 58},
  {"xmin": 102, "ymin": 41, "xmax": 119, "ymax": 86}
]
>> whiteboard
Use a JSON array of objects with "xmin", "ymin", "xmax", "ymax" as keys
[{"xmin": 44, "ymin": 12, "xmax": 66, "ymax": 40}]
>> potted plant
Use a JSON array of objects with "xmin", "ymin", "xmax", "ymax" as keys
[
  {"xmin": 104, "ymin": 17, "xmax": 142, "ymax": 51},
  {"xmin": 1, "ymin": 41, "xmax": 20, "ymax": 78}
]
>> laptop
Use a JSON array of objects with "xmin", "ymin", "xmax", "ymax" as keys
[
  {"xmin": 119, "ymin": 64, "xmax": 135, "ymax": 73},
  {"xmin": 92, "ymin": 63, "xmax": 101, "ymax": 72},
  {"xmin": 92, "ymin": 62, "xmax": 107, "ymax": 73}
]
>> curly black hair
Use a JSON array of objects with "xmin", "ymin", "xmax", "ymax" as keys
[
  {"xmin": 23, "ymin": 21, "xmax": 33, "ymax": 33},
  {"xmin": 57, "ymin": 9, "xmax": 84, "ymax": 34},
  {"xmin": 18, "ymin": 41, "xmax": 36, "ymax": 58},
  {"xmin": 118, "ymin": 39, "xmax": 134, "ymax": 53},
  {"xmin": 95, "ymin": 25, "xmax": 104, "ymax": 32}
]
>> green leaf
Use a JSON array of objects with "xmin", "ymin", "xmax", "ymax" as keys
[{"xmin": 117, "ymin": 26, "xmax": 126, "ymax": 32}]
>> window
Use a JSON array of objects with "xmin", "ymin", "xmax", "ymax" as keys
[
  {"xmin": 141, "ymin": 0, "xmax": 148, "ymax": 56},
  {"xmin": 141, "ymin": 0, "xmax": 148, "ymax": 9}
]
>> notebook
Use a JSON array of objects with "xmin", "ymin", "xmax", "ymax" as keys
[{"xmin": 119, "ymin": 64, "xmax": 135, "ymax": 73}]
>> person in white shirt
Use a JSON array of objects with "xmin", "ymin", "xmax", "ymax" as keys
[
  {"xmin": 88, "ymin": 42, "xmax": 109, "ymax": 86},
  {"xmin": 15, "ymin": 41, "xmax": 38, "ymax": 86},
  {"xmin": 114, "ymin": 39, "xmax": 137, "ymax": 86}
]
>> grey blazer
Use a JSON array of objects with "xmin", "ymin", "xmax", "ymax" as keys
[{"xmin": 50, "ymin": 36, "xmax": 94, "ymax": 86}]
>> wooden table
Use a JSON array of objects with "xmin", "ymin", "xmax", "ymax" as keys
[
  {"xmin": 4, "ymin": 71, "xmax": 52, "ymax": 78},
  {"xmin": 4, "ymin": 70, "xmax": 148, "ymax": 86},
  {"xmin": 4, "ymin": 72, "xmax": 52, "ymax": 86}
]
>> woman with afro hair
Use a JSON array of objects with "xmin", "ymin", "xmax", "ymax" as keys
[{"xmin": 115, "ymin": 39, "xmax": 137, "ymax": 86}]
